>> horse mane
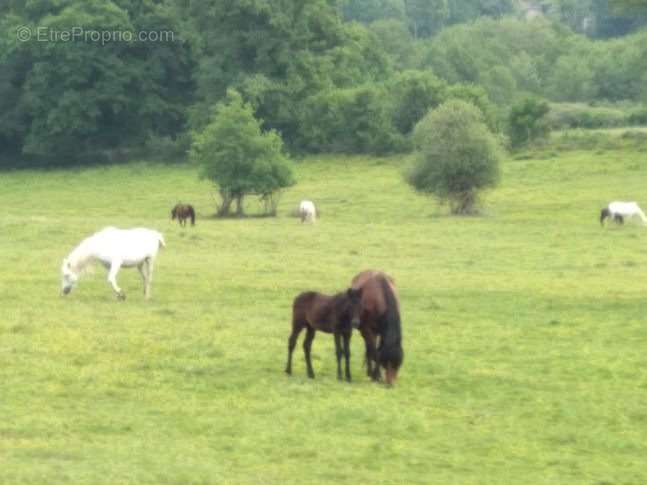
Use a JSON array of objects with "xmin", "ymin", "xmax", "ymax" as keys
[
  {"xmin": 66, "ymin": 241, "xmax": 95, "ymax": 274},
  {"xmin": 377, "ymin": 276, "xmax": 403, "ymax": 370}
]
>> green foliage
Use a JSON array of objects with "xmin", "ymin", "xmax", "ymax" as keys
[
  {"xmin": 408, "ymin": 99, "xmax": 501, "ymax": 213},
  {"xmin": 388, "ymin": 70, "xmax": 448, "ymax": 134},
  {"xmin": 367, "ymin": 19, "xmax": 419, "ymax": 70},
  {"xmin": 0, "ymin": 0, "xmax": 194, "ymax": 163},
  {"xmin": 185, "ymin": 0, "xmax": 391, "ymax": 149},
  {"xmin": 420, "ymin": 16, "xmax": 562, "ymax": 94},
  {"xmin": 405, "ymin": 0, "xmax": 449, "ymax": 38},
  {"xmin": 546, "ymin": 0, "xmax": 647, "ymax": 38},
  {"xmin": 190, "ymin": 90, "xmax": 294, "ymax": 216},
  {"xmin": 2, "ymin": 0, "xmax": 647, "ymax": 165},
  {"xmin": 547, "ymin": 55, "xmax": 595, "ymax": 102},
  {"xmin": 445, "ymin": 83, "xmax": 499, "ymax": 132},
  {"xmin": 547, "ymin": 102, "xmax": 637, "ymax": 129},
  {"xmin": 508, "ymin": 97, "xmax": 551, "ymax": 147},
  {"xmin": 341, "ymin": 0, "xmax": 406, "ymax": 23},
  {"xmin": 480, "ymin": 65, "xmax": 517, "ymax": 106},
  {"xmin": 298, "ymin": 85, "xmax": 403, "ymax": 154}
]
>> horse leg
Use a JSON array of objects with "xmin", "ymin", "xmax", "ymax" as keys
[
  {"xmin": 107, "ymin": 261, "xmax": 125, "ymax": 300},
  {"xmin": 144, "ymin": 257, "xmax": 154, "ymax": 299},
  {"xmin": 303, "ymin": 327, "xmax": 316, "ymax": 378},
  {"xmin": 285, "ymin": 321, "xmax": 304, "ymax": 375},
  {"xmin": 137, "ymin": 263, "xmax": 147, "ymax": 296},
  {"xmin": 362, "ymin": 327, "xmax": 381, "ymax": 381},
  {"xmin": 364, "ymin": 340, "xmax": 373, "ymax": 377},
  {"xmin": 343, "ymin": 330, "xmax": 352, "ymax": 382},
  {"xmin": 360, "ymin": 326, "xmax": 377, "ymax": 379},
  {"xmin": 334, "ymin": 331, "xmax": 343, "ymax": 381}
]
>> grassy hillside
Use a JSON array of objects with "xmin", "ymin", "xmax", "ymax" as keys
[{"xmin": 2, "ymin": 147, "xmax": 647, "ymax": 484}]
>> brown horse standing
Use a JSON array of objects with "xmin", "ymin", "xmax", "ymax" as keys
[
  {"xmin": 285, "ymin": 288, "xmax": 362, "ymax": 381},
  {"xmin": 351, "ymin": 270, "xmax": 403, "ymax": 385},
  {"xmin": 171, "ymin": 203, "xmax": 195, "ymax": 226}
]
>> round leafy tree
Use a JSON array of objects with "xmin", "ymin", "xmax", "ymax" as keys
[
  {"xmin": 190, "ymin": 90, "xmax": 294, "ymax": 216},
  {"xmin": 407, "ymin": 99, "xmax": 501, "ymax": 214}
]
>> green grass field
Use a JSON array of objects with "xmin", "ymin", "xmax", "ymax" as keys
[{"xmin": 2, "ymin": 146, "xmax": 647, "ymax": 484}]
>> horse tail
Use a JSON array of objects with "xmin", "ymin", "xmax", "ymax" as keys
[
  {"xmin": 639, "ymin": 207, "xmax": 647, "ymax": 223},
  {"xmin": 190, "ymin": 206, "xmax": 195, "ymax": 226},
  {"xmin": 158, "ymin": 234, "xmax": 166, "ymax": 249},
  {"xmin": 377, "ymin": 276, "xmax": 403, "ymax": 372}
]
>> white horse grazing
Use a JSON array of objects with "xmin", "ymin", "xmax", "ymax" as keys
[
  {"xmin": 600, "ymin": 201, "xmax": 647, "ymax": 226},
  {"xmin": 61, "ymin": 227, "xmax": 165, "ymax": 300},
  {"xmin": 299, "ymin": 200, "xmax": 317, "ymax": 223}
]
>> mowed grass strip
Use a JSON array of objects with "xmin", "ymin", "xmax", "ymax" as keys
[{"xmin": 1, "ymin": 149, "xmax": 647, "ymax": 484}]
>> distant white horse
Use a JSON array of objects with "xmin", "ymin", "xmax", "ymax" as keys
[
  {"xmin": 299, "ymin": 200, "xmax": 317, "ymax": 223},
  {"xmin": 600, "ymin": 201, "xmax": 647, "ymax": 226},
  {"xmin": 61, "ymin": 227, "xmax": 165, "ymax": 300}
]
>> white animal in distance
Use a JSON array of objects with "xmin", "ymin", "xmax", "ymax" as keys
[
  {"xmin": 299, "ymin": 200, "xmax": 317, "ymax": 223},
  {"xmin": 61, "ymin": 227, "xmax": 165, "ymax": 300}
]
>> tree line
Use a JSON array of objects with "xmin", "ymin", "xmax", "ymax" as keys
[{"xmin": 1, "ymin": 0, "xmax": 646, "ymax": 168}]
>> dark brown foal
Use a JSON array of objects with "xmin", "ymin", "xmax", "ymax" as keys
[{"xmin": 285, "ymin": 288, "xmax": 362, "ymax": 381}]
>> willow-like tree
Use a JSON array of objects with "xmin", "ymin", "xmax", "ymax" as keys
[
  {"xmin": 190, "ymin": 90, "xmax": 294, "ymax": 217},
  {"xmin": 406, "ymin": 100, "xmax": 501, "ymax": 214}
]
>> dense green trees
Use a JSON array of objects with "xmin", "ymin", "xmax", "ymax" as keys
[
  {"xmin": 1, "ymin": 0, "xmax": 193, "ymax": 161},
  {"xmin": 420, "ymin": 16, "xmax": 647, "ymax": 108},
  {"xmin": 1, "ymin": 0, "xmax": 647, "ymax": 167}
]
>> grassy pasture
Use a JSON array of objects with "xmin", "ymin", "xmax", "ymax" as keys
[{"xmin": 2, "ymin": 147, "xmax": 647, "ymax": 484}]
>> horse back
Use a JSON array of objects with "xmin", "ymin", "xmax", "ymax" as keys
[
  {"xmin": 352, "ymin": 270, "xmax": 398, "ymax": 318},
  {"xmin": 292, "ymin": 291, "xmax": 336, "ymax": 332}
]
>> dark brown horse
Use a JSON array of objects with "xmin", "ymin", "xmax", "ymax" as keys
[
  {"xmin": 171, "ymin": 203, "xmax": 195, "ymax": 226},
  {"xmin": 285, "ymin": 288, "xmax": 363, "ymax": 381},
  {"xmin": 351, "ymin": 270, "xmax": 403, "ymax": 385}
]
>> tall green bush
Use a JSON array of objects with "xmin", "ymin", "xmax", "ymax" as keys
[
  {"xmin": 190, "ymin": 90, "xmax": 294, "ymax": 217},
  {"xmin": 407, "ymin": 100, "xmax": 502, "ymax": 214}
]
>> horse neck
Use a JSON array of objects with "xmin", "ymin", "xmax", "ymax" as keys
[{"xmin": 68, "ymin": 242, "xmax": 96, "ymax": 272}]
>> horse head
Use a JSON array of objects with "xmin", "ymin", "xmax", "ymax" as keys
[
  {"xmin": 345, "ymin": 287, "xmax": 363, "ymax": 328},
  {"xmin": 600, "ymin": 208, "xmax": 610, "ymax": 226},
  {"xmin": 60, "ymin": 258, "xmax": 78, "ymax": 295}
]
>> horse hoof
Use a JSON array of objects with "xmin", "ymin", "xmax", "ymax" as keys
[{"xmin": 117, "ymin": 293, "xmax": 126, "ymax": 301}]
